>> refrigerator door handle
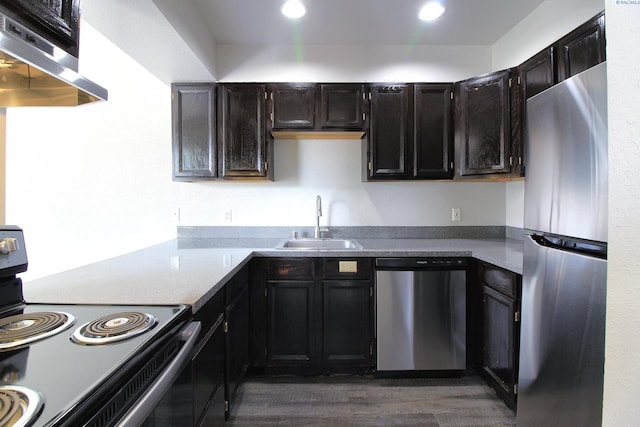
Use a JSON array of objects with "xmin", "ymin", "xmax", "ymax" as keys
[{"xmin": 530, "ymin": 234, "xmax": 607, "ymax": 259}]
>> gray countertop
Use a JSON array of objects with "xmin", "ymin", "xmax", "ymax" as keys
[{"xmin": 24, "ymin": 237, "xmax": 523, "ymax": 313}]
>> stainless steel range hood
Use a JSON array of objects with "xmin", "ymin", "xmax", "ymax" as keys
[{"xmin": 0, "ymin": 13, "xmax": 107, "ymax": 107}]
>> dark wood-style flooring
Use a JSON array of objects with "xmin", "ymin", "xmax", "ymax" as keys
[{"xmin": 228, "ymin": 374, "xmax": 516, "ymax": 426}]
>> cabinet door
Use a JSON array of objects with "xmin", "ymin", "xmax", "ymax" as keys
[
  {"xmin": 368, "ymin": 84, "xmax": 411, "ymax": 179},
  {"xmin": 266, "ymin": 280, "xmax": 318, "ymax": 367},
  {"xmin": 225, "ymin": 283, "xmax": 249, "ymax": 420},
  {"xmin": 193, "ymin": 314, "xmax": 225, "ymax": 427},
  {"xmin": 413, "ymin": 84, "xmax": 454, "ymax": 179},
  {"xmin": 171, "ymin": 84, "xmax": 217, "ymax": 180},
  {"xmin": 218, "ymin": 84, "xmax": 270, "ymax": 178},
  {"xmin": 520, "ymin": 46, "xmax": 556, "ymax": 100},
  {"xmin": 482, "ymin": 285, "xmax": 519, "ymax": 408},
  {"xmin": 1, "ymin": 0, "xmax": 79, "ymax": 56},
  {"xmin": 516, "ymin": 47, "xmax": 557, "ymax": 178},
  {"xmin": 319, "ymin": 84, "xmax": 366, "ymax": 129},
  {"xmin": 455, "ymin": 70, "xmax": 511, "ymax": 177},
  {"xmin": 271, "ymin": 83, "xmax": 316, "ymax": 129},
  {"xmin": 557, "ymin": 11, "xmax": 606, "ymax": 82},
  {"xmin": 322, "ymin": 280, "xmax": 372, "ymax": 368}
]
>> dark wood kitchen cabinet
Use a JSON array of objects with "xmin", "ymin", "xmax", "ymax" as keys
[
  {"xmin": 413, "ymin": 84, "xmax": 454, "ymax": 179},
  {"xmin": 321, "ymin": 259, "xmax": 373, "ymax": 369},
  {"xmin": 271, "ymin": 83, "xmax": 316, "ymax": 129},
  {"xmin": 477, "ymin": 261, "xmax": 521, "ymax": 409},
  {"xmin": 218, "ymin": 84, "xmax": 273, "ymax": 180},
  {"xmin": 251, "ymin": 258, "xmax": 373, "ymax": 374},
  {"xmin": 515, "ymin": 46, "xmax": 556, "ymax": 178},
  {"xmin": 224, "ymin": 267, "xmax": 249, "ymax": 420},
  {"xmin": 557, "ymin": 11, "xmax": 606, "ymax": 82},
  {"xmin": 192, "ymin": 286, "xmax": 226, "ymax": 426},
  {"xmin": 319, "ymin": 84, "xmax": 367, "ymax": 129},
  {"xmin": 519, "ymin": 46, "xmax": 556, "ymax": 100},
  {"xmin": 192, "ymin": 266, "xmax": 249, "ymax": 424},
  {"xmin": 0, "ymin": 0, "xmax": 80, "ymax": 57},
  {"xmin": 171, "ymin": 83, "xmax": 217, "ymax": 180},
  {"xmin": 367, "ymin": 84, "xmax": 412, "ymax": 179},
  {"xmin": 264, "ymin": 258, "xmax": 318, "ymax": 370},
  {"xmin": 454, "ymin": 69, "xmax": 512, "ymax": 178},
  {"xmin": 270, "ymin": 83, "xmax": 366, "ymax": 131}
]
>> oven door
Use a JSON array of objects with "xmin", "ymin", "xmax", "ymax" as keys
[{"xmin": 117, "ymin": 321, "xmax": 201, "ymax": 427}]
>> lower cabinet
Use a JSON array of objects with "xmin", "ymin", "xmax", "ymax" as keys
[
  {"xmin": 322, "ymin": 279, "xmax": 372, "ymax": 368},
  {"xmin": 224, "ymin": 267, "xmax": 249, "ymax": 420},
  {"xmin": 252, "ymin": 257, "xmax": 374, "ymax": 374},
  {"xmin": 476, "ymin": 261, "xmax": 521, "ymax": 409},
  {"xmin": 192, "ymin": 290, "xmax": 226, "ymax": 426},
  {"xmin": 192, "ymin": 266, "xmax": 249, "ymax": 425}
]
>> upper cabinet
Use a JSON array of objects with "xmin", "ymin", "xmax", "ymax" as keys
[
  {"xmin": 367, "ymin": 84, "xmax": 411, "ymax": 179},
  {"xmin": 170, "ymin": 12, "xmax": 605, "ymax": 183},
  {"xmin": 557, "ymin": 11, "xmax": 606, "ymax": 82},
  {"xmin": 271, "ymin": 83, "xmax": 316, "ymax": 129},
  {"xmin": 319, "ymin": 84, "xmax": 367, "ymax": 129},
  {"xmin": 365, "ymin": 83, "xmax": 453, "ymax": 181},
  {"xmin": 454, "ymin": 69, "xmax": 512, "ymax": 178},
  {"xmin": 270, "ymin": 83, "xmax": 367, "ymax": 133},
  {"xmin": 519, "ymin": 46, "xmax": 556, "ymax": 100},
  {"xmin": 171, "ymin": 84, "xmax": 217, "ymax": 180},
  {"xmin": 218, "ymin": 84, "xmax": 272, "ymax": 180},
  {"xmin": 0, "ymin": 0, "xmax": 80, "ymax": 57},
  {"xmin": 413, "ymin": 84, "xmax": 454, "ymax": 179}
]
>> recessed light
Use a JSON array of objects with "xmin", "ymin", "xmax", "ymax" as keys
[
  {"xmin": 419, "ymin": 1, "xmax": 445, "ymax": 22},
  {"xmin": 281, "ymin": 0, "xmax": 306, "ymax": 19}
]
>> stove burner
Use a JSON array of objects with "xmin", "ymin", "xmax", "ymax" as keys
[
  {"xmin": 0, "ymin": 385, "xmax": 44, "ymax": 427},
  {"xmin": 71, "ymin": 311, "xmax": 158, "ymax": 345},
  {"xmin": 0, "ymin": 312, "xmax": 75, "ymax": 351}
]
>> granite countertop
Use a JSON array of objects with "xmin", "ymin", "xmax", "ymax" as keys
[{"xmin": 24, "ymin": 237, "xmax": 523, "ymax": 313}]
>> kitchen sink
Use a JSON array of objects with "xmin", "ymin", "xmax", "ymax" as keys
[{"xmin": 276, "ymin": 238, "xmax": 363, "ymax": 250}]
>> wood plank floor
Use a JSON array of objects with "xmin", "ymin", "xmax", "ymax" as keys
[{"xmin": 228, "ymin": 374, "xmax": 516, "ymax": 426}]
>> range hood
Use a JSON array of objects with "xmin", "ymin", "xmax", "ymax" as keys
[{"xmin": 0, "ymin": 13, "xmax": 107, "ymax": 107}]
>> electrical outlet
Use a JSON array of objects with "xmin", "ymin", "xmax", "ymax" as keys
[
  {"xmin": 224, "ymin": 209, "xmax": 233, "ymax": 223},
  {"xmin": 451, "ymin": 208, "xmax": 461, "ymax": 222},
  {"xmin": 169, "ymin": 208, "xmax": 180, "ymax": 222}
]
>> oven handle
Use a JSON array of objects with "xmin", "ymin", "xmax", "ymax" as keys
[{"xmin": 116, "ymin": 321, "xmax": 201, "ymax": 427}]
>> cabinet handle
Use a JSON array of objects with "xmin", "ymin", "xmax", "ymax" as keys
[{"xmin": 514, "ymin": 311, "xmax": 520, "ymax": 322}]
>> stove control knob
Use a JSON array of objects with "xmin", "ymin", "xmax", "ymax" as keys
[{"xmin": 0, "ymin": 238, "xmax": 18, "ymax": 255}]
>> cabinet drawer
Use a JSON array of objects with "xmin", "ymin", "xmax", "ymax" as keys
[
  {"xmin": 322, "ymin": 258, "xmax": 372, "ymax": 280},
  {"xmin": 265, "ymin": 258, "xmax": 315, "ymax": 280},
  {"xmin": 479, "ymin": 262, "xmax": 520, "ymax": 298}
]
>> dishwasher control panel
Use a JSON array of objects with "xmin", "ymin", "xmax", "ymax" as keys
[{"xmin": 375, "ymin": 257, "xmax": 468, "ymax": 269}]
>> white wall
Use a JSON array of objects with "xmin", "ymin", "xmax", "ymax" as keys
[
  {"xmin": 5, "ymin": 23, "xmax": 178, "ymax": 280},
  {"xmin": 216, "ymin": 44, "xmax": 491, "ymax": 83},
  {"xmin": 602, "ymin": 1, "xmax": 640, "ymax": 424},
  {"xmin": 174, "ymin": 139, "xmax": 506, "ymax": 227}
]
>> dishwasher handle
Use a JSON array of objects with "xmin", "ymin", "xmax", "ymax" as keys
[{"xmin": 375, "ymin": 257, "xmax": 468, "ymax": 269}]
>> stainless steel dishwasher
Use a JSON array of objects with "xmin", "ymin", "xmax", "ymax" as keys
[{"xmin": 375, "ymin": 257, "xmax": 467, "ymax": 373}]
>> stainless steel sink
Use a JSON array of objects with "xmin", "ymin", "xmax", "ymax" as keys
[{"xmin": 276, "ymin": 238, "xmax": 363, "ymax": 250}]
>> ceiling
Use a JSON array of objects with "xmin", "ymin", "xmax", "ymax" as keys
[{"xmin": 190, "ymin": 0, "xmax": 547, "ymax": 46}]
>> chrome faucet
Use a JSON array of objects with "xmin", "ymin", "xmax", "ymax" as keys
[{"xmin": 314, "ymin": 195, "xmax": 322, "ymax": 239}]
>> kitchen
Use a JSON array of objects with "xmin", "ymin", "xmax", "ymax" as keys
[{"xmin": 0, "ymin": 0, "xmax": 638, "ymax": 425}]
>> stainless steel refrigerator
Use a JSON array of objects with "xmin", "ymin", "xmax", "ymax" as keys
[{"xmin": 518, "ymin": 62, "xmax": 608, "ymax": 426}]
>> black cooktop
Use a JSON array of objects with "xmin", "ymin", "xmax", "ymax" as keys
[{"xmin": 0, "ymin": 303, "xmax": 189, "ymax": 427}]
